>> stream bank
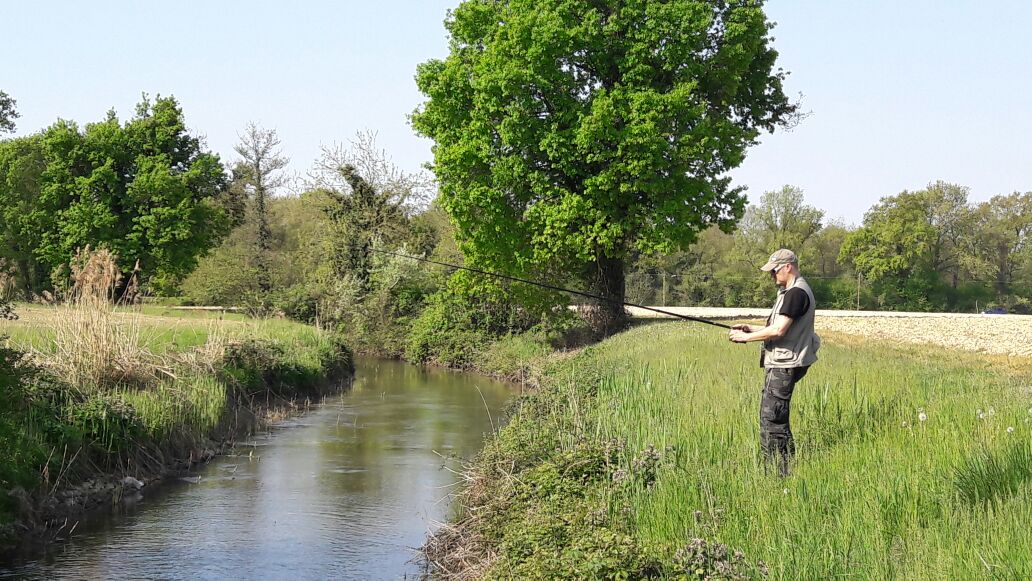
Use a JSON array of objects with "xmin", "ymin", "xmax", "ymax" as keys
[
  {"xmin": 0, "ymin": 332, "xmax": 353, "ymax": 550},
  {"xmin": 1, "ymin": 358, "xmax": 513, "ymax": 579}
]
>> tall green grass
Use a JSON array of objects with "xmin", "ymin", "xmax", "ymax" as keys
[{"xmin": 569, "ymin": 323, "xmax": 1032, "ymax": 578}]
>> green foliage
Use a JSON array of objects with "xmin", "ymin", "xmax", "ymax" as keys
[
  {"xmin": 745, "ymin": 186, "xmax": 825, "ymax": 251},
  {"xmin": 0, "ymin": 345, "xmax": 47, "ymax": 504},
  {"xmin": 0, "ymin": 90, "xmax": 17, "ymax": 134},
  {"xmin": 446, "ymin": 338, "xmax": 767, "ymax": 579},
  {"xmin": 840, "ymin": 182, "xmax": 972, "ymax": 310},
  {"xmin": 322, "ymin": 165, "xmax": 407, "ymax": 288},
  {"xmin": 405, "ymin": 269, "xmax": 568, "ymax": 366},
  {"xmin": 413, "ymin": 0, "xmax": 798, "ymax": 324},
  {"xmin": 180, "ymin": 191, "xmax": 334, "ymax": 309},
  {"xmin": 0, "ymin": 95, "xmax": 230, "ymax": 295},
  {"xmin": 623, "ymin": 181, "xmax": 1031, "ymax": 313},
  {"xmin": 476, "ymin": 334, "xmax": 552, "ymax": 382},
  {"xmin": 404, "ymin": 289, "xmax": 491, "ymax": 367}
]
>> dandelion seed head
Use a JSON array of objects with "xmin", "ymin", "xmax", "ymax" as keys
[
  {"xmin": 902, "ymin": 420, "xmax": 909, "ymax": 428},
  {"xmin": 783, "ymin": 488, "xmax": 789, "ymax": 495},
  {"xmin": 1007, "ymin": 426, "xmax": 1015, "ymax": 433},
  {"xmin": 988, "ymin": 407, "xmax": 996, "ymax": 417},
  {"xmin": 918, "ymin": 412, "xmax": 928, "ymax": 422}
]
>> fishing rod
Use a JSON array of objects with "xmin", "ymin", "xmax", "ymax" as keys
[{"xmin": 369, "ymin": 248, "xmax": 732, "ymax": 330}]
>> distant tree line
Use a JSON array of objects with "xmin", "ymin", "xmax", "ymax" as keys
[{"xmin": 624, "ymin": 183, "xmax": 1032, "ymax": 313}]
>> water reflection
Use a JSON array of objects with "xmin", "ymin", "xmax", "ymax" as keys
[{"xmin": 0, "ymin": 359, "xmax": 514, "ymax": 580}]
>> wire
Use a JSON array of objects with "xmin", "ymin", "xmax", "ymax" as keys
[{"xmin": 369, "ymin": 248, "xmax": 733, "ymax": 330}]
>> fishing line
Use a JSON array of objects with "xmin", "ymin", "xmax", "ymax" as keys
[{"xmin": 369, "ymin": 248, "xmax": 733, "ymax": 330}]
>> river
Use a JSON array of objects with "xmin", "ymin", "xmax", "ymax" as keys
[{"xmin": 0, "ymin": 358, "xmax": 515, "ymax": 580}]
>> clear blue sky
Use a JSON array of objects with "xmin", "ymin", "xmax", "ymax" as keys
[{"xmin": 5, "ymin": 1, "xmax": 1031, "ymax": 225}]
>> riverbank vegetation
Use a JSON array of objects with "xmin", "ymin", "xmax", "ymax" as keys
[
  {"xmin": 0, "ymin": 257, "xmax": 351, "ymax": 543},
  {"xmin": 430, "ymin": 323, "xmax": 1032, "ymax": 579}
]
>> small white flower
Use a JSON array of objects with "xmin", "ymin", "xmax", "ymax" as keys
[
  {"xmin": 783, "ymin": 488, "xmax": 789, "ymax": 495},
  {"xmin": 918, "ymin": 412, "xmax": 928, "ymax": 423},
  {"xmin": 1007, "ymin": 426, "xmax": 1015, "ymax": 433},
  {"xmin": 902, "ymin": 421, "xmax": 909, "ymax": 428},
  {"xmin": 988, "ymin": 407, "xmax": 996, "ymax": 417},
  {"xmin": 977, "ymin": 409, "xmax": 986, "ymax": 420}
]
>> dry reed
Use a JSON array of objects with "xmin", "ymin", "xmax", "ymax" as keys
[{"xmin": 42, "ymin": 247, "xmax": 160, "ymax": 388}]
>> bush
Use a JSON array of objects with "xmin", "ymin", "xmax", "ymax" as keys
[
  {"xmin": 405, "ymin": 270, "xmax": 569, "ymax": 366},
  {"xmin": 405, "ymin": 294, "xmax": 491, "ymax": 367},
  {"xmin": 271, "ymin": 284, "xmax": 319, "ymax": 323}
]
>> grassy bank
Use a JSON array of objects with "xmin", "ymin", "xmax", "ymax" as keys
[
  {"xmin": 436, "ymin": 322, "xmax": 1032, "ymax": 579},
  {"xmin": 0, "ymin": 303, "xmax": 351, "ymax": 542}
]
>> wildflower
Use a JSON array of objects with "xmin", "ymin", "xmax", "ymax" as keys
[
  {"xmin": 783, "ymin": 487, "xmax": 789, "ymax": 495},
  {"xmin": 988, "ymin": 407, "xmax": 996, "ymax": 417},
  {"xmin": 977, "ymin": 409, "xmax": 986, "ymax": 420},
  {"xmin": 1007, "ymin": 427, "xmax": 1015, "ymax": 433},
  {"xmin": 902, "ymin": 420, "xmax": 909, "ymax": 428},
  {"xmin": 918, "ymin": 412, "xmax": 928, "ymax": 423}
]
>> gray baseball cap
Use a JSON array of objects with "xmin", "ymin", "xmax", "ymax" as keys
[{"xmin": 760, "ymin": 249, "xmax": 798, "ymax": 272}]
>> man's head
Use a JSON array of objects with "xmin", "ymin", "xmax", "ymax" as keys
[{"xmin": 760, "ymin": 248, "xmax": 799, "ymax": 287}]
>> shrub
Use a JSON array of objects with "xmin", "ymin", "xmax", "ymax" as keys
[
  {"xmin": 405, "ymin": 270, "xmax": 569, "ymax": 366},
  {"xmin": 405, "ymin": 293, "xmax": 490, "ymax": 367}
]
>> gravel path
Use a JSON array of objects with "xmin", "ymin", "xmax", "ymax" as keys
[{"xmin": 627, "ymin": 306, "xmax": 1032, "ymax": 358}]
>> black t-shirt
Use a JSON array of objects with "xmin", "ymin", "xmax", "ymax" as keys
[{"xmin": 779, "ymin": 287, "xmax": 810, "ymax": 319}]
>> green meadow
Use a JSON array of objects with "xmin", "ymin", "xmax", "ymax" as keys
[{"xmin": 464, "ymin": 322, "xmax": 1032, "ymax": 579}]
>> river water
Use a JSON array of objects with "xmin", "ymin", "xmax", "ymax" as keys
[{"xmin": 0, "ymin": 359, "xmax": 515, "ymax": 580}]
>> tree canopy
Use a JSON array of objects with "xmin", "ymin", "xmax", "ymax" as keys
[
  {"xmin": 0, "ymin": 91, "xmax": 18, "ymax": 134},
  {"xmin": 0, "ymin": 95, "xmax": 229, "ymax": 295},
  {"xmin": 413, "ymin": 0, "xmax": 798, "ymax": 331}
]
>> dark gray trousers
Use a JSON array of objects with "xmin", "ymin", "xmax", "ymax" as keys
[{"xmin": 760, "ymin": 366, "xmax": 809, "ymax": 476}]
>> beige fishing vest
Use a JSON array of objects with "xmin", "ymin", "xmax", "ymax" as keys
[{"xmin": 762, "ymin": 276, "xmax": 820, "ymax": 369}]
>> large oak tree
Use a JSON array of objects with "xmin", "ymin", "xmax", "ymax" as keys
[{"xmin": 413, "ymin": 0, "xmax": 798, "ymax": 332}]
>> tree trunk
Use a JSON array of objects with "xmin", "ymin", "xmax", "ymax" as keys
[
  {"xmin": 255, "ymin": 185, "xmax": 272, "ymax": 293},
  {"xmin": 583, "ymin": 254, "xmax": 628, "ymax": 337}
]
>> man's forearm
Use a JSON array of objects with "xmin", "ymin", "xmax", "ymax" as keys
[{"xmin": 743, "ymin": 325, "xmax": 782, "ymax": 342}]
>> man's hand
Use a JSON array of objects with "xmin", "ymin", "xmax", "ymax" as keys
[
  {"xmin": 731, "ymin": 324, "xmax": 756, "ymax": 332},
  {"xmin": 728, "ymin": 329, "xmax": 751, "ymax": 343}
]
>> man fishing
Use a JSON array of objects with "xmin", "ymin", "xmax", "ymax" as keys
[{"xmin": 728, "ymin": 249, "xmax": 820, "ymax": 477}]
